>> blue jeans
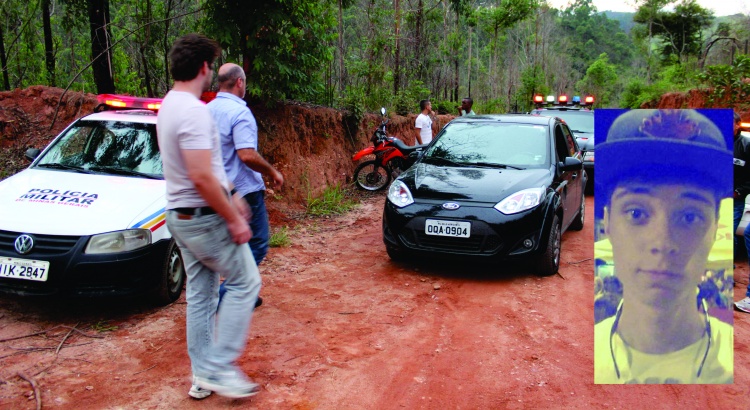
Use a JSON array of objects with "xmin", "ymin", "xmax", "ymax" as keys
[
  {"xmin": 733, "ymin": 200, "xmax": 750, "ymax": 298},
  {"xmin": 219, "ymin": 190, "xmax": 269, "ymax": 300},
  {"xmin": 166, "ymin": 211, "xmax": 261, "ymax": 376}
]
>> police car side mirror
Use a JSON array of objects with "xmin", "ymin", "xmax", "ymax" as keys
[
  {"xmin": 25, "ymin": 148, "xmax": 41, "ymax": 161},
  {"xmin": 558, "ymin": 157, "xmax": 582, "ymax": 172}
]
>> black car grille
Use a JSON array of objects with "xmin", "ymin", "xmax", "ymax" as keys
[
  {"xmin": 401, "ymin": 229, "xmax": 503, "ymax": 255},
  {"xmin": 0, "ymin": 230, "xmax": 82, "ymax": 256}
]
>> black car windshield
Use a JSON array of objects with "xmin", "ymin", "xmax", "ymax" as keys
[
  {"xmin": 35, "ymin": 120, "xmax": 163, "ymax": 178},
  {"xmin": 424, "ymin": 122, "xmax": 549, "ymax": 169},
  {"xmin": 540, "ymin": 110, "xmax": 593, "ymax": 133}
]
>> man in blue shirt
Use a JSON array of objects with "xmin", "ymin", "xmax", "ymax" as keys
[{"xmin": 208, "ymin": 63, "xmax": 284, "ymax": 308}]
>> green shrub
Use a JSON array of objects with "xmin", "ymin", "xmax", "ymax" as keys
[
  {"xmin": 306, "ymin": 184, "xmax": 358, "ymax": 216},
  {"xmin": 269, "ymin": 226, "xmax": 291, "ymax": 247}
]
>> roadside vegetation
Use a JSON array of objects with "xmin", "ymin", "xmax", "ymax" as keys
[
  {"xmin": 0, "ymin": 0, "xmax": 747, "ymax": 114},
  {"xmin": 305, "ymin": 184, "xmax": 358, "ymax": 217},
  {"xmin": 269, "ymin": 226, "xmax": 292, "ymax": 248}
]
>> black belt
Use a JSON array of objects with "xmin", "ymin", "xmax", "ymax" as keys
[{"xmin": 173, "ymin": 206, "xmax": 216, "ymax": 216}]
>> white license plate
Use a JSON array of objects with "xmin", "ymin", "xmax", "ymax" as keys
[
  {"xmin": 425, "ymin": 219, "xmax": 471, "ymax": 238},
  {"xmin": 0, "ymin": 257, "xmax": 50, "ymax": 282}
]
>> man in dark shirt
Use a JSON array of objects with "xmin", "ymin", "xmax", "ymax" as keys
[{"xmin": 733, "ymin": 111, "xmax": 750, "ymax": 313}]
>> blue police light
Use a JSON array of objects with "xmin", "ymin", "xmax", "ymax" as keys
[{"xmin": 572, "ymin": 96, "xmax": 581, "ymax": 103}]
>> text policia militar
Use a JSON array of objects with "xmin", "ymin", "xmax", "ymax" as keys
[{"xmin": 15, "ymin": 188, "xmax": 99, "ymax": 207}]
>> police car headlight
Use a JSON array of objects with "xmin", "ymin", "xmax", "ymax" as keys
[
  {"xmin": 494, "ymin": 188, "xmax": 545, "ymax": 215},
  {"xmin": 85, "ymin": 229, "xmax": 152, "ymax": 254},
  {"xmin": 387, "ymin": 180, "xmax": 414, "ymax": 207}
]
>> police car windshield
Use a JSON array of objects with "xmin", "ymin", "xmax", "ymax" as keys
[
  {"xmin": 542, "ymin": 110, "xmax": 593, "ymax": 133},
  {"xmin": 424, "ymin": 122, "xmax": 549, "ymax": 169},
  {"xmin": 35, "ymin": 120, "xmax": 163, "ymax": 178}
]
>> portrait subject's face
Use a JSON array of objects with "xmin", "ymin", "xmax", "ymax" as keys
[{"xmin": 604, "ymin": 182, "xmax": 717, "ymax": 309}]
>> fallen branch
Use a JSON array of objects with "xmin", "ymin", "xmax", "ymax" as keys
[
  {"xmin": 59, "ymin": 325, "xmax": 105, "ymax": 339},
  {"xmin": 133, "ymin": 364, "xmax": 157, "ymax": 375},
  {"xmin": 556, "ymin": 271, "xmax": 566, "ymax": 280},
  {"xmin": 338, "ymin": 311, "xmax": 363, "ymax": 315},
  {"xmin": 17, "ymin": 372, "xmax": 41, "ymax": 410},
  {"xmin": 0, "ymin": 325, "xmax": 62, "ymax": 343},
  {"xmin": 56, "ymin": 322, "xmax": 79, "ymax": 356},
  {"xmin": 567, "ymin": 258, "xmax": 592, "ymax": 265}
]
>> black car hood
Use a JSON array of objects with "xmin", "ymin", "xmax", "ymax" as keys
[
  {"xmin": 572, "ymin": 131, "xmax": 594, "ymax": 151},
  {"xmin": 407, "ymin": 162, "xmax": 551, "ymax": 203}
]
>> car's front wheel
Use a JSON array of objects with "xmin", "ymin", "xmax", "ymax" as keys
[
  {"xmin": 386, "ymin": 244, "xmax": 409, "ymax": 262},
  {"xmin": 151, "ymin": 239, "xmax": 186, "ymax": 305},
  {"xmin": 536, "ymin": 215, "xmax": 561, "ymax": 277}
]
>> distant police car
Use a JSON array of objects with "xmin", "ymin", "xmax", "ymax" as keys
[
  {"xmin": 0, "ymin": 95, "xmax": 185, "ymax": 305},
  {"xmin": 382, "ymin": 114, "xmax": 586, "ymax": 276},
  {"xmin": 530, "ymin": 94, "xmax": 594, "ymax": 191}
]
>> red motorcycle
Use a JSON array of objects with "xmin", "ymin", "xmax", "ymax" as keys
[{"xmin": 352, "ymin": 108, "xmax": 427, "ymax": 191}]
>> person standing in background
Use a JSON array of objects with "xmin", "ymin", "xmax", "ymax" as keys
[
  {"xmin": 733, "ymin": 111, "xmax": 750, "ymax": 313},
  {"xmin": 414, "ymin": 99, "xmax": 435, "ymax": 145}
]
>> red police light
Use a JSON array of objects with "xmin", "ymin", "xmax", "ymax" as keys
[
  {"xmin": 97, "ymin": 94, "xmax": 163, "ymax": 111},
  {"xmin": 584, "ymin": 95, "xmax": 595, "ymax": 104},
  {"xmin": 533, "ymin": 94, "xmax": 544, "ymax": 103},
  {"xmin": 558, "ymin": 95, "xmax": 568, "ymax": 104}
]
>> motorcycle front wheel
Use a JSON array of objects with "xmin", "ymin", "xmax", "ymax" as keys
[{"xmin": 353, "ymin": 160, "xmax": 391, "ymax": 191}]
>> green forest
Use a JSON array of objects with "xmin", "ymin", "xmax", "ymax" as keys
[{"xmin": 1, "ymin": 0, "xmax": 749, "ymax": 114}]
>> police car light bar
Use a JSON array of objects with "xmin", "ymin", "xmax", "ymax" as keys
[
  {"xmin": 584, "ymin": 95, "xmax": 595, "ymax": 105},
  {"xmin": 533, "ymin": 94, "xmax": 544, "ymax": 103},
  {"xmin": 97, "ymin": 94, "xmax": 163, "ymax": 111},
  {"xmin": 558, "ymin": 95, "xmax": 568, "ymax": 104},
  {"xmin": 546, "ymin": 95, "xmax": 555, "ymax": 103}
]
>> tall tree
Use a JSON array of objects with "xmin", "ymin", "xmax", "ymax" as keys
[
  {"xmin": 42, "ymin": 0, "xmax": 55, "ymax": 86},
  {"xmin": 634, "ymin": 0, "xmax": 713, "ymax": 63},
  {"xmin": 88, "ymin": 0, "xmax": 115, "ymax": 93}
]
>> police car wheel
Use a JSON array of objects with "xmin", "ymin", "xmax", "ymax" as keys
[
  {"xmin": 152, "ymin": 239, "xmax": 185, "ymax": 305},
  {"xmin": 536, "ymin": 215, "xmax": 561, "ymax": 277}
]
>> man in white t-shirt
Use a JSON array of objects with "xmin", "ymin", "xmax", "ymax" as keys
[
  {"xmin": 157, "ymin": 34, "xmax": 261, "ymax": 399},
  {"xmin": 414, "ymin": 99, "xmax": 435, "ymax": 145}
]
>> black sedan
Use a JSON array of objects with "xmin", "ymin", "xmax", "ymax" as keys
[{"xmin": 382, "ymin": 114, "xmax": 586, "ymax": 276}]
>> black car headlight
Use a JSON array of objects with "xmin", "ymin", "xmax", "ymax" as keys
[
  {"xmin": 85, "ymin": 229, "xmax": 152, "ymax": 254},
  {"xmin": 494, "ymin": 187, "xmax": 545, "ymax": 215},
  {"xmin": 387, "ymin": 180, "xmax": 414, "ymax": 207}
]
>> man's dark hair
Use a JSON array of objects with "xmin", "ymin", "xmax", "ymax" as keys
[
  {"xmin": 463, "ymin": 97, "xmax": 473, "ymax": 106},
  {"xmin": 419, "ymin": 99, "xmax": 430, "ymax": 111},
  {"xmin": 217, "ymin": 65, "xmax": 245, "ymax": 90},
  {"xmin": 169, "ymin": 34, "xmax": 221, "ymax": 82}
]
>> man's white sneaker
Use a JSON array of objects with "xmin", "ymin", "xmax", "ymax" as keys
[
  {"xmin": 194, "ymin": 370, "xmax": 260, "ymax": 399},
  {"xmin": 188, "ymin": 376, "xmax": 212, "ymax": 399},
  {"xmin": 735, "ymin": 296, "xmax": 750, "ymax": 313}
]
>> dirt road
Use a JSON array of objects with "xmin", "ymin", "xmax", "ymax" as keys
[{"xmin": 0, "ymin": 194, "xmax": 749, "ymax": 409}]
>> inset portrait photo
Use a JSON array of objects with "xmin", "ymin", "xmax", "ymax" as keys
[{"xmin": 593, "ymin": 109, "xmax": 734, "ymax": 384}]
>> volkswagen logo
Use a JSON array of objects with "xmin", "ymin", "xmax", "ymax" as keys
[
  {"xmin": 14, "ymin": 234, "xmax": 34, "ymax": 255},
  {"xmin": 442, "ymin": 202, "xmax": 460, "ymax": 210}
]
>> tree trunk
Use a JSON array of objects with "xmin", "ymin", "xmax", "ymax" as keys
[
  {"xmin": 394, "ymin": 0, "xmax": 401, "ymax": 96},
  {"xmin": 163, "ymin": 0, "xmax": 173, "ymax": 88},
  {"xmin": 467, "ymin": 26, "xmax": 472, "ymax": 97},
  {"xmin": 88, "ymin": 0, "xmax": 115, "ymax": 94},
  {"xmin": 338, "ymin": 0, "xmax": 345, "ymax": 93},
  {"xmin": 415, "ymin": 0, "xmax": 423, "ymax": 80},
  {"xmin": 42, "ymin": 0, "xmax": 55, "ymax": 87},
  {"xmin": 0, "ymin": 22, "xmax": 9, "ymax": 91}
]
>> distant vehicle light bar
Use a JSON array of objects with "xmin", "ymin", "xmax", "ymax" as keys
[
  {"xmin": 558, "ymin": 95, "xmax": 568, "ymax": 104},
  {"xmin": 546, "ymin": 95, "xmax": 555, "ymax": 102},
  {"xmin": 97, "ymin": 94, "xmax": 163, "ymax": 111},
  {"xmin": 572, "ymin": 96, "xmax": 581, "ymax": 103},
  {"xmin": 584, "ymin": 95, "xmax": 595, "ymax": 104},
  {"xmin": 533, "ymin": 94, "xmax": 544, "ymax": 103}
]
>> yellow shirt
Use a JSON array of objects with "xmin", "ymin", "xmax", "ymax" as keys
[{"xmin": 594, "ymin": 316, "xmax": 733, "ymax": 384}]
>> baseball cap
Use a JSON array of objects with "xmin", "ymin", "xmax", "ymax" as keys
[{"xmin": 596, "ymin": 109, "xmax": 732, "ymax": 199}]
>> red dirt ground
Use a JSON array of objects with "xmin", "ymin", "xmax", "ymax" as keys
[{"xmin": 0, "ymin": 195, "xmax": 749, "ymax": 409}]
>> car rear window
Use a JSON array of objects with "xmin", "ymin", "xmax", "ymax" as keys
[{"xmin": 425, "ymin": 122, "xmax": 549, "ymax": 168}]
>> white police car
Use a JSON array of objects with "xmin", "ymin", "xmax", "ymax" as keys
[{"xmin": 0, "ymin": 95, "xmax": 185, "ymax": 305}]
